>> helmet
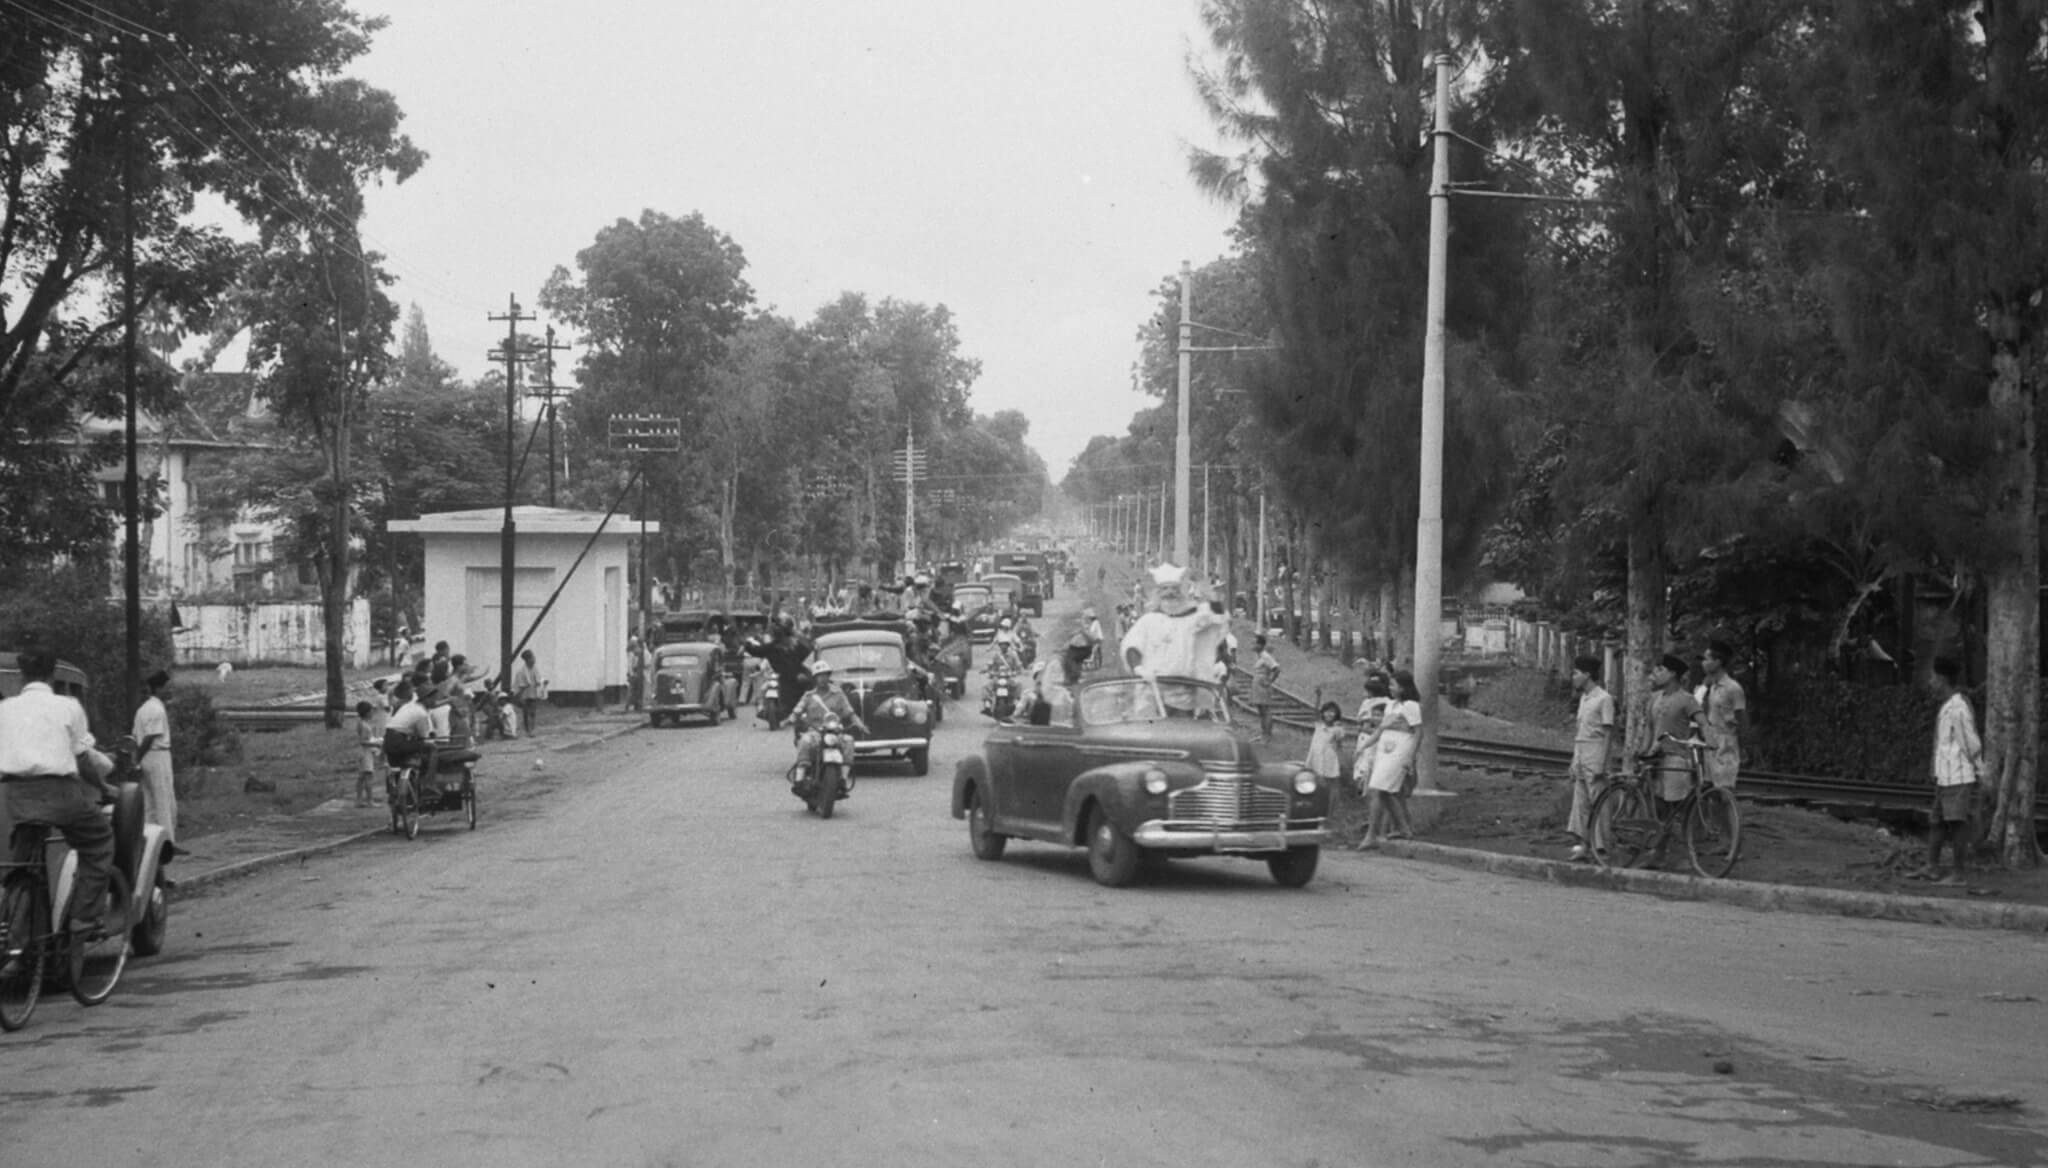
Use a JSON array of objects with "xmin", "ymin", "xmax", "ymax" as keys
[
  {"xmin": 999, "ymin": 617, "xmax": 1013, "ymax": 629},
  {"xmin": 914, "ymin": 573, "xmax": 931, "ymax": 586},
  {"xmin": 811, "ymin": 660, "xmax": 835, "ymax": 678}
]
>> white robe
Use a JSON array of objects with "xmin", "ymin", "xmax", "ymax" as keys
[{"xmin": 1119, "ymin": 607, "xmax": 1230, "ymax": 681}]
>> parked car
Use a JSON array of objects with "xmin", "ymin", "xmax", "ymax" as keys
[
  {"xmin": 647, "ymin": 641, "xmax": 733, "ymax": 726},
  {"xmin": 810, "ymin": 618, "xmax": 935, "ymax": 775},
  {"xmin": 0, "ymin": 651, "xmax": 89, "ymax": 702},
  {"xmin": 950, "ymin": 674, "xmax": 1330, "ymax": 888}
]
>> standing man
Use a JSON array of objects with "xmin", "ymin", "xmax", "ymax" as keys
[
  {"xmin": 744, "ymin": 617, "xmax": 815, "ymax": 725},
  {"xmin": 1646, "ymin": 654, "xmax": 1703, "ymax": 815},
  {"xmin": 0, "ymin": 647, "xmax": 114, "ymax": 936},
  {"xmin": 1695, "ymin": 640, "xmax": 1746, "ymax": 793},
  {"xmin": 511, "ymin": 649, "xmax": 543, "ymax": 732},
  {"xmin": 1925, "ymin": 656, "xmax": 1984, "ymax": 884},
  {"xmin": 1081, "ymin": 607, "xmax": 1106, "ymax": 670},
  {"xmin": 131, "ymin": 669, "xmax": 178, "ymax": 855},
  {"xmin": 625, "ymin": 633, "xmax": 646, "ymax": 713},
  {"xmin": 1119, "ymin": 562, "xmax": 1230, "ymax": 716},
  {"xmin": 1566, "ymin": 655, "xmax": 1615, "ymax": 862}
]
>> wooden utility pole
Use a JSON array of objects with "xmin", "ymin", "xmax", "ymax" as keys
[
  {"xmin": 525, "ymin": 325, "xmax": 572, "ymax": 506},
  {"xmin": 488, "ymin": 295, "xmax": 535, "ymax": 686}
]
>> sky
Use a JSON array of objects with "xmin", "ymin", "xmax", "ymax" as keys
[{"xmin": 344, "ymin": 0, "xmax": 1244, "ymax": 478}]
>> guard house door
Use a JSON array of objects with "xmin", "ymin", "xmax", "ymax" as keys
[{"xmin": 468, "ymin": 566, "xmax": 556, "ymax": 683}]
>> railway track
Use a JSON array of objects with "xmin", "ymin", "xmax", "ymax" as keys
[
  {"xmin": 1224, "ymin": 666, "xmax": 2036, "ymax": 821},
  {"xmin": 217, "ymin": 705, "xmax": 331, "ymax": 731}
]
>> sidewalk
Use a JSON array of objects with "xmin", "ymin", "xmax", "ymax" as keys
[{"xmin": 172, "ymin": 708, "xmax": 646, "ymax": 892}]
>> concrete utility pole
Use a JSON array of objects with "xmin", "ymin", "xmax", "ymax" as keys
[
  {"xmin": 1412, "ymin": 52, "xmax": 1454, "ymax": 790},
  {"xmin": 489, "ymin": 295, "xmax": 535, "ymax": 686},
  {"xmin": 1174, "ymin": 261, "xmax": 1193, "ymax": 568},
  {"xmin": 1257, "ymin": 482, "xmax": 1268, "ymax": 630},
  {"xmin": 121, "ymin": 57, "xmax": 141, "ymax": 705},
  {"xmin": 895, "ymin": 422, "xmax": 926, "ymax": 571}
]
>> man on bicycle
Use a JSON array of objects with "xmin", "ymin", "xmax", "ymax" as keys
[
  {"xmin": 381, "ymin": 680, "xmax": 437, "ymax": 788},
  {"xmin": 0, "ymin": 648, "xmax": 115, "ymax": 938}
]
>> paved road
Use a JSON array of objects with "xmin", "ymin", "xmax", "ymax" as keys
[{"xmin": 3, "ymin": 614, "xmax": 2044, "ymax": 1165}]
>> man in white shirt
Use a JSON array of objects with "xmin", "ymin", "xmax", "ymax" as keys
[{"xmin": 0, "ymin": 648, "xmax": 115, "ymax": 935}]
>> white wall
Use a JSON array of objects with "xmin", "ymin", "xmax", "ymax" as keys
[
  {"xmin": 172, "ymin": 599, "xmax": 371, "ymax": 667},
  {"xmin": 418, "ymin": 532, "xmax": 629, "ymax": 696}
]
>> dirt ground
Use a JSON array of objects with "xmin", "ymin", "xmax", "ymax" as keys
[{"xmin": 1260, "ymin": 635, "xmax": 2048, "ymax": 910}]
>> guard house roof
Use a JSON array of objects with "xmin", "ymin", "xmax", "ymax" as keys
[{"xmin": 388, "ymin": 505, "xmax": 659, "ymax": 536}]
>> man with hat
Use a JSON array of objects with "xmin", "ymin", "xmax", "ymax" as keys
[
  {"xmin": 132, "ymin": 667, "xmax": 179, "ymax": 854},
  {"xmin": 1119, "ymin": 562, "xmax": 1230, "ymax": 714},
  {"xmin": 790, "ymin": 658, "xmax": 869, "ymax": 794}
]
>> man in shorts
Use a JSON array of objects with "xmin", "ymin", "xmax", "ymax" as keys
[
  {"xmin": 1694, "ymin": 640, "xmax": 1746, "ymax": 790},
  {"xmin": 1925, "ymin": 656, "xmax": 1984, "ymax": 883}
]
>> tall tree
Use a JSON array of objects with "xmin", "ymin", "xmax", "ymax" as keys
[
  {"xmin": 1790, "ymin": 2, "xmax": 2048, "ymax": 866},
  {"xmin": 0, "ymin": 0, "xmax": 406, "ymax": 566}
]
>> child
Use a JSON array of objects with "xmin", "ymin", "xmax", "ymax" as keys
[
  {"xmin": 1305, "ymin": 701, "xmax": 1346, "ymax": 791},
  {"xmin": 1925, "ymin": 656, "xmax": 1984, "ymax": 884},
  {"xmin": 354, "ymin": 699, "xmax": 385, "ymax": 808}
]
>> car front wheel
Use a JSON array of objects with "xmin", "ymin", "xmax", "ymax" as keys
[
  {"xmin": 1267, "ymin": 846, "xmax": 1320, "ymax": 888},
  {"xmin": 967, "ymin": 788, "xmax": 1006, "ymax": 861},
  {"xmin": 1086, "ymin": 805, "xmax": 1141, "ymax": 887}
]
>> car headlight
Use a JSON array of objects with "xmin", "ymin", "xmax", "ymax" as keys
[
  {"xmin": 888, "ymin": 698, "xmax": 908, "ymax": 719},
  {"xmin": 1143, "ymin": 768, "xmax": 1169, "ymax": 795},
  {"xmin": 1293, "ymin": 770, "xmax": 1319, "ymax": 795}
]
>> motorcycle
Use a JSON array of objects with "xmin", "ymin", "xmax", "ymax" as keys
[
  {"xmin": 982, "ymin": 663, "xmax": 1018, "ymax": 722},
  {"xmin": 788, "ymin": 716, "xmax": 854, "ymax": 819},
  {"xmin": 760, "ymin": 672, "xmax": 784, "ymax": 730}
]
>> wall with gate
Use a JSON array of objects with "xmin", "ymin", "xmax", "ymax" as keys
[{"xmin": 172, "ymin": 599, "xmax": 372, "ymax": 668}]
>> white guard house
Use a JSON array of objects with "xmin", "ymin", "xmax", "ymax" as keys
[{"xmin": 387, "ymin": 505, "xmax": 654, "ymax": 705}]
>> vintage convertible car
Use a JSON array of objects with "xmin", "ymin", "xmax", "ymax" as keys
[
  {"xmin": 647, "ymin": 641, "xmax": 733, "ymax": 726},
  {"xmin": 811, "ymin": 618, "xmax": 936, "ymax": 775},
  {"xmin": 950, "ymin": 674, "xmax": 1329, "ymax": 888}
]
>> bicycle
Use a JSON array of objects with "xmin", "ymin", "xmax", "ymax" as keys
[
  {"xmin": 1587, "ymin": 734, "xmax": 1742, "ymax": 878},
  {"xmin": 0, "ymin": 818, "xmax": 133, "ymax": 1031}
]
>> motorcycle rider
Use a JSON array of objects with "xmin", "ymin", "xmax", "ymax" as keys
[
  {"xmin": 0, "ymin": 646, "xmax": 115, "ymax": 939},
  {"xmin": 1082, "ymin": 607, "xmax": 1106, "ymax": 669},
  {"xmin": 744, "ymin": 616, "xmax": 814, "ymax": 724},
  {"xmin": 990, "ymin": 619, "xmax": 1024, "ymax": 674},
  {"xmin": 790, "ymin": 660, "xmax": 868, "ymax": 792}
]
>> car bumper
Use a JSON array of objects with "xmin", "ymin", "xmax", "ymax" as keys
[
  {"xmin": 1130, "ymin": 821, "xmax": 1329, "ymax": 853},
  {"xmin": 853, "ymin": 737, "xmax": 929, "ymax": 755},
  {"xmin": 650, "ymin": 703, "xmax": 714, "ymax": 717}
]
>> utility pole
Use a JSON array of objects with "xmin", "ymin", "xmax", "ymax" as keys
[
  {"xmin": 121, "ymin": 55, "xmax": 141, "ymax": 706},
  {"xmin": 1174, "ymin": 260, "xmax": 1193, "ymax": 567},
  {"xmin": 1201, "ymin": 462, "xmax": 1212, "ymax": 586},
  {"xmin": 488, "ymin": 295, "xmax": 535, "ymax": 686},
  {"xmin": 1257, "ymin": 481, "xmax": 1268, "ymax": 631},
  {"xmin": 894, "ymin": 423, "xmax": 927, "ymax": 572},
  {"xmin": 525, "ymin": 325, "xmax": 571, "ymax": 506},
  {"xmin": 1412, "ymin": 52, "xmax": 1453, "ymax": 791},
  {"xmin": 610, "ymin": 415, "xmax": 681, "ymax": 638}
]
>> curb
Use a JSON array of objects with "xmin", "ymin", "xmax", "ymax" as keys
[
  {"xmin": 176, "ymin": 718, "xmax": 650, "ymax": 892},
  {"xmin": 1369, "ymin": 839, "xmax": 2048, "ymax": 933},
  {"xmin": 178, "ymin": 827, "xmax": 391, "ymax": 892}
]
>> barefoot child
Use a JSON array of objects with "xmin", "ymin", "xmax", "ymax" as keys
[
  {"xmin": 354, "ymin": 699, "xmax": 385, "ymax": 807},
  {"xmin": 1306, "ymin": 701, "xmax": 1346, "ymax": 793}
]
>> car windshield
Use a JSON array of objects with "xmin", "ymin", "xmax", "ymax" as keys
[
  {"xmin": 953, "ymin": 586, "xmax": 993, "ymax": 610},
  {"xmin": 1079, "ymin": 677, "xmax": 1229, "ymax": 726},
  {"xmin": 655, "ymin": 651, "xmax": 703, "ymax": 669},
  {"xmin": 816, "ymin": 641, "xmax": 905, "ymax": 677}
]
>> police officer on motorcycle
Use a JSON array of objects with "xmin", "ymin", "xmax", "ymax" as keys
[{"xmin": 790, "ymin": 660, "xmax": 868, "ymax": 789}]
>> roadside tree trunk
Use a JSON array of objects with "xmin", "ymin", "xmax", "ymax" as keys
[
  {"xmin": 1622, "ymin": 510, "xmax": 1667, "ymax": 754},
  {"xmin": 1982, "ymin": 326, "xmax": 2041, "ymax": 867}
]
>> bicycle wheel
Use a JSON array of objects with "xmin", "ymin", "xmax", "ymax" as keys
[
  {"xmin": 1589, "ymin": 782, "xmax": 1659, "ymax": 869},
  {"xmin": 402, "ymin": 777, "xmax": 421, "ymax": 840},
  {"xmin": 1685, "ymin": 785, "xmax": 1742, "ymax": 878},
  {"xmin": 0, "ymin": 880, "xmax": 48, "ymax": 1031},
  {"xmin": 63, "ymin": 867, "xmax": 131, "ymax": 1007}
]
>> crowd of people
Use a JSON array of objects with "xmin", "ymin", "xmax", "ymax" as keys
[{"xmin": 354, "ymin": 638, "xmax": 545, "ymax": 809}]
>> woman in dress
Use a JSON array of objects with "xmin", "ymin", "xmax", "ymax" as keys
[{"xmin": 1359, "ymin": 670, "xmax": 1421, "ymax": 848}]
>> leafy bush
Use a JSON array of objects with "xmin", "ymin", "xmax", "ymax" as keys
[
  {"xmin": 1748, "ymin": 678, "xmax": 1953, "ymax": 787},
  {"xmin": 164, "ymin": 684, "xmax": 242, "ymax": 769},
  {"xmin": 0, "ymin": 563, "xmax": 174, "ymax": 741}
]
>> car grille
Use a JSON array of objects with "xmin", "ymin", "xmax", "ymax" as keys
[{"xmin": 1166, "ymin": 763, "xmax": 1291, "ymax": 828}]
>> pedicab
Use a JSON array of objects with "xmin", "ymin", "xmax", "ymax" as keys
[{"xmin": 386, "ymin": 738, "xmax": 479, "ymax": 839}]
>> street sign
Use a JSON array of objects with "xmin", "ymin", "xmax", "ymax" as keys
[{"xmin": 608, "ymin": 414, "xmax": 681, "ymax": 452}]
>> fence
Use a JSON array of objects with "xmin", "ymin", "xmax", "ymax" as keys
[{"xmin": 171, "ymin": 599, "xmax": 372, "ymax": 668}]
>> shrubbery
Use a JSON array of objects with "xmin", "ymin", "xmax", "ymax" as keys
[{"xmin": 163, "ymin": 684, "xmax": 242, "ymax": 769}]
